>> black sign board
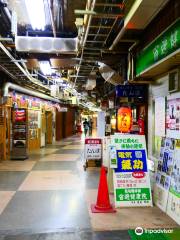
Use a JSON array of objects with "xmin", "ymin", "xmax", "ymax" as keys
[{"xmin": 116, "ymin": 85, "xmax": 146, "ymax": 98}]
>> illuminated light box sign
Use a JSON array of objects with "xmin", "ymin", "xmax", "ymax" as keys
[
  {"xmin": 85, "ymin": 138, "xmax": 102, "ymax": 160},
  {"xmin": 111, "ymin": 134, "xmax": 152, "ymax": 207},
  {"xmin": 136, "ymin": 19, "xmax": 180, "ymax": 76}
]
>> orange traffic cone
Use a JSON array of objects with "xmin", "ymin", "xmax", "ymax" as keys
[{"xmin": 91, "ymin": 166, "xmax": 116, "ymax": 213}]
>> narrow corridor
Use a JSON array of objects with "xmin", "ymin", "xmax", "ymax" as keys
[{"xmin": 0, "ymin": 135, "xmax": 178, "ymax": 239}]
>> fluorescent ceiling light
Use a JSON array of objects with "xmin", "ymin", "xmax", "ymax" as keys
[
  {"xmin": 25, "ymin": 0, "xmax": 46, "ymax": 30},
  {"xmin": 39, "ymin": 61, "xmax": 52, "ymax": 75}
]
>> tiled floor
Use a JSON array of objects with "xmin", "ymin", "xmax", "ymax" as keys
[
  {"xmin": 0, "ymin": 230, "xmax": 131, "ymax": 240},
  {"xmin": 39, "ymin": 154, "xmax": 80, "ymax": 162},
  {"xmin": 0, "ymin": 134, "xmax": 179, "ymax": 239}
]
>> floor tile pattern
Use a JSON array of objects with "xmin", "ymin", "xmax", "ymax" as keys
[
  {"xmin": 0, "ymin": 230, "xmax": 130, "ymax": 240},
  {"xmin": 0, "ymin": 134, "xmax": 179, "ymax": 238},
  {"xmin": 0, "ymin": 192, "xmax": 15, "ymax": 215},
  {"xmin": 0, "ymin": 161, "xmax": 36, "ymax": 171}
]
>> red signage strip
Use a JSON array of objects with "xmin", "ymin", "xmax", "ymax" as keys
[{"xmin": 85, "ymin": 138, "xmax": 102, "ymax": 144}]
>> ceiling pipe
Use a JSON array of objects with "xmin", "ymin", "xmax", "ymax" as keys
[
  {"xmin": 0, "ymin": 38, "xmax": 13, "ymax": 41},
  {"xmin": 0, "ymin": 0, "xmax": 11, "ymax": 20},
  {"xmin": 73, "ymin": 0, "xmax": 96, "ymax": 88},
  {"xmin": 109, "ymin": 0, "xmax": 169, "ymax": 51},
  {"xmin": 0, "ymin": 42, "xmax": 50, "ymax": 91},
  {"xmin": 0, "ymin": 64, "xmax": 16, "ymax": 79},
  {"xmin": 109, "ymin": 27, "xmax": 126, "ymax": 51},
  {"xmin": 48, "ymin": 0, "xmax": 57, "ymax": 38},
  {"xmin": 3, "ymin": 82, "xmax": 61, "ymax": 103}
]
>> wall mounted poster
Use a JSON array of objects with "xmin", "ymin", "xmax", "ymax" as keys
[
  {"xmin": 154, "ymin": 137, "xmax": 176, "ymax": 212},
  {"xmin": 166, "ymin": 97, "xmax": 180, "ymax": 139},
  {"xmin": 166, "ymin": 139, "xmax": 180, "ymax": 224},
  {"xmin": 111, "ymin": 134, "xmax": 152, "ymax": 207},
  {"xmin": 28, "ymin": 110, "xmax": 39, "ymax": 139},
  {"xmin": 155, "ymin": 97, "xmax": 166, "ymax": 137}
]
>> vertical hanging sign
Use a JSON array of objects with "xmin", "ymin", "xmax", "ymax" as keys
[{"xmin": 111, "ymin": 134, "xmax": 152, "ymax": 207}]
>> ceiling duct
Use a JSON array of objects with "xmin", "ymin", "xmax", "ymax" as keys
[
  {"xmin": 98, "ymin": 63, "xmax": 123, "ymax": 86},
  {"xmin": 3, "ymin": 82, "xmax": 60, "ymax": 103},
  {"xmin": 85, "ymin": 71, "xmax": 96, "ymax": 90},
  {"xmin": 15, "ymin": 36, "xmax": 78, "ymax": 53}
]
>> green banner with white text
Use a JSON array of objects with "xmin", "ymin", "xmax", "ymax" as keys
[{"xmin": 136, "ymin": 19, "xmax": 180, "ymax": 76}]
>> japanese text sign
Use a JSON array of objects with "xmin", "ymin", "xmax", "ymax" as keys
[
  {"xmin": 85, "ymin": 138, "xmax": 102, "ymax": 160},
  {"xmin": 115, "ymin": 150, "xmax": 147, "ymax": 172},
  {"xmin": 136, "ymin": 19, "xmax": 180, "ymax": 76},
  {"xmin": 111, "ymin": 134, "xmax": 152, "ymax": 207}
]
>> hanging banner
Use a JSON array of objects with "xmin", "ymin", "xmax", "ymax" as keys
[
  {"xmin": 154, "ymin": 137, "xmax": 176, "ymax": 212},
  {"xmin": 85, "ymin": 138, "xmax": 102, "ymax": 160},
  {"xmin": 166, "ymin": 139, "xmax": 180, "ymax": 224},
  {"xmin": 111, "ymin": 134, "xmax": 152, "ymax": 207}
]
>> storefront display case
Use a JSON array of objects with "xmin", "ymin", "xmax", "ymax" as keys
[{"xmin": 11, "ymin": 108, "xmax": 28, "ymax": 160}]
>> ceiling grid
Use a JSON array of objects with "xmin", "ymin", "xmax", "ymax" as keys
[{"xmin": 73, "ymin": 0, "xmax": 125, "ymax": 87}]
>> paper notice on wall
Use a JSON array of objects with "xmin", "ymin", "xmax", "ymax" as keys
[
  {"xmin": 154, "ymin": 137, "xmax": 176, "ymax": 212},
  {"xmin": 166, "ymin": 97, "xmax": 180, "ymax": 139},
  {"xmin": 155, "ymin": 97, "xmax": 166, "ymax": 137}
]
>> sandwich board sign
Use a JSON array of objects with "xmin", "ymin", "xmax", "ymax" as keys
[
  {"xmin": 111, "ymin": 134, "xmax": 152, "ymax": 207},
  {"xmin": 85, "ymin": 138, "xmax": 102, "ymax": 159}
]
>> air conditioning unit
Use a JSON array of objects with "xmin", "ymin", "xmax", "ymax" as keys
[
  {"xmin": 168, "ymin": 69, "xmax": 180, "ymax": 93},
  {"xmin": 15, "ymin": 36, "xmax": 78, "ymax": 53}
]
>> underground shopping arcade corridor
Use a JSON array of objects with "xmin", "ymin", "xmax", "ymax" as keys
[
  {"xmin": 0, "ymin": 0, "xmax": 180, "ymax": 239},
  {"xmin": 0, "ymin": 135, "xmax": 179, "ymax": 239}
]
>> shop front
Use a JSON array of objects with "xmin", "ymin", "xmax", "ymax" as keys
[
  {"xmin": 135, "ymin": 18, "xmax": 180, "ymax": 224},
  {"xmin": 0, "ymin": 92, "xmax": 59, "ymax": 160},
  {"xmin": 115, "ymin": 84, "xmax": 148, "ymax": 136}
]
